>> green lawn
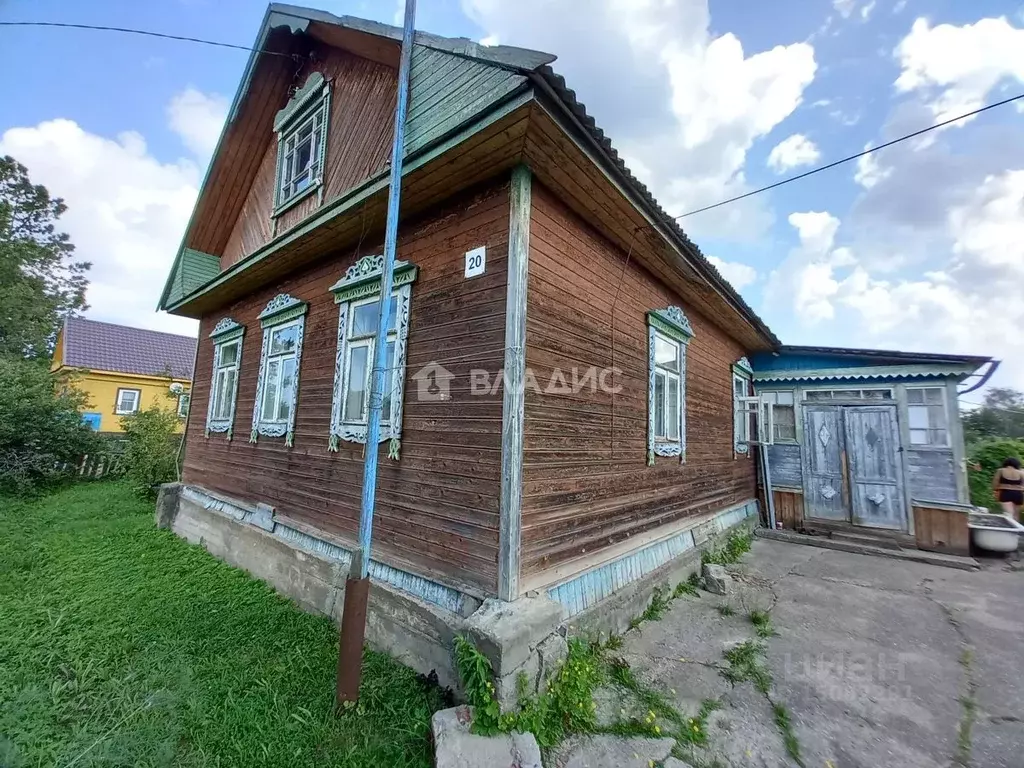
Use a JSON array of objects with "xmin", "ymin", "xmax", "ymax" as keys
[{"xmin": 0, "ymin": 482, "xmax": 447, "ymax": 768}]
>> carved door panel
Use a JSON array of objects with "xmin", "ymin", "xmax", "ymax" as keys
[
  {"xmin": 801, "ymin": 406, "xmax": 847, "ymax": 520},
  {"xmin": 843, "ymin": 406, "xmax": 906, "ymax": 530}
]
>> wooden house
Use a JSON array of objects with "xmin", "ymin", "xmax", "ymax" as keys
[
  {"xmin": 52, "ymin": 317, "xmax": 195, "ymax": 433},
  {"xmin": 154, "ymin": 5, "xmax": 991, "ymax": 687},
  {"xmin": 752, "ymin": 346, "xmax": 992, "ymax": 552}
]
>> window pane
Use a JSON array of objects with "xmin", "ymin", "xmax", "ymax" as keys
[
  {"xmin": 654, "ymin": 372, "xmax": 666, "ymax": 439},
  {"xmin": 929, "ymin": 404, "xmax": 948, "ymax": 431},
  {"xmin": 924, "ymin": 388, "xmax": 944, "ymax": 405},
  {"xmin": 774, "ymin": 406, "xmax": 797, "ymax": 441},
  {"xmin": 277, "ymin": 357, "xmax": 296, "ymax": 422},
  {"xmin": 734, "ymin": 377, "xmax": 747, "ymax": 398},
  {"xmin": 805, "ymin": 391, "xmax": 830, "ymax": 400},
  {"xmin": 908, "ymin": 406, "xmax": 929, "ymax": 431},
  {"xmin": 345, "ymin": 345, "xmax": 369, "ymax": 422},
  {"xmin": 270, "ymin": 325, "xmax": 298, "ymax": 355},
  {"xmin": 382, "ymin": 340, "xmax": 396, "ymax": 422},
  {"xmin": 262, "ymin": 360, "xmax": 280, "ymax": 421},
  {"xmin": 910, "ymin": 428, "xmax": 928, "ymax": 445},
  {"xmin": 654, "ymin": 336, "xmax": 679, "ymax": 372},
  {"xmin": 667, "ymin": 376, "xmax": 679, "ymax": 440},
  {"xmin": 219, "ymin": 342, "xmax": 238, "ymax": 367},
  {"xmin": 777, "ymin": 391, "xmax": 794, "ymax": 406},
  {"xmin": 351, "ymin": 300, "xmax": 380, "ymax": 338},
  {"xmin": 215, "ymin": 370, "xmax": 233, "ymax": 420},
  {"xmin": 907, "ymin": 388, "xmax": 924, "ymax": 405}
]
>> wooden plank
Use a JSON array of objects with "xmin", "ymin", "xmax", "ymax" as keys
[{"xmin": 913, "ymin": 503, "xmax": 970, "ymax": 555}]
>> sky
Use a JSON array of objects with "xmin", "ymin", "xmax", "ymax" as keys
[{"xmin": 1, "ymin": 0, "xmax": 1023, "ymax": 392}]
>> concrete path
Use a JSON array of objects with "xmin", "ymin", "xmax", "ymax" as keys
[{"xmin": 603, "ymin": 539, "xmax": 1024, "ymax": 768}]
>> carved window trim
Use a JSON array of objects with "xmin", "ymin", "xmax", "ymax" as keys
[
  {"xmin": 733, "ymin": 359, "xmax": 754, "ymax": 456},
  {"xmin": 646, "ymin": 306, "xmax": 694, "ymax": 465},
  {"xmin": 328, "ymin": 255, "xmax": 418, "ymax": 456},
  {"xmin": 272, "ymin": 71, "xmax": 332, "ymax": 218},
  {"xmin": 206, "ymin": 318, "xmax": 245, "ymax": 439},
  {"xmin": 250, "ymin": 295, "xmax": 308, "ymax": 446}
]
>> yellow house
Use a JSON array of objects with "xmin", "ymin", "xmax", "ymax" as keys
[{"xmin": 52, "ymin": 317, "xmax": 197, "ymax": 434}]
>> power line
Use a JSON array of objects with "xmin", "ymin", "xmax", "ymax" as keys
[
  {"xmin": 676, "ymin": 91, "xmax": 1024, "ymax": 219},
  {"xmin": 0, "ymin": 20, "xmax": 293, "ymax": 57}
]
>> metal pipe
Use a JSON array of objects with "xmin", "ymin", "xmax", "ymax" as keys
[{"xmin": 337, "ymin": 0, "xmax": 416, "ymax": 707}]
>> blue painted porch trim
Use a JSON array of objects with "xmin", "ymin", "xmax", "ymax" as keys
[
  {"xmin": 548, "ymin": 500, "xmax": 759, "ymax": 618},
  {"xmin": 180, "ymin": 485, "xmax": 468, "ymax": 615}
]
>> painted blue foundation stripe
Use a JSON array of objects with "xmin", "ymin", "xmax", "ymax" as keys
[{"xmin": 548, "ymin": 500, "xmax": 758, "ymax": 618}]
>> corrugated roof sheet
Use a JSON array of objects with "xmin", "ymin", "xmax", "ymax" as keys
[{"xmin": 61, "ymin": 317, "xmax": 197, "ymax": 379}]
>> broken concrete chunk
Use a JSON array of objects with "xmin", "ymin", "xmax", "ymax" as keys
[
  {"xmin": 465, "ymin": 595, "xmax": 565, "ymax": 672},
  {"xmin": 702, "ymin": 563, "xmax": 732, "ymax": 595},
  {"xmin": 432, "ymin": 706, "xmax": 542, "ymax": 768}
]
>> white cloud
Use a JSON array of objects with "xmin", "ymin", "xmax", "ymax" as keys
[
  {"xmin": 166, "ymin": 88, "xmax": 228, "ymax": 159},
  {"xmin": 707, "ymin": 255, "xmax": 757, "ymax": 290},
  {"xmin": 895, "ymin": 16, "xmax": 1024, "ymax": 123},
  {"xmin": 789, "ymin": 211, "xmax": 840, "ymax": 253},
  {"xmin": 853, "ymin": 145, "xmax": 892, "ymax": 189},
  {"xmin": 0, "ymin": 90, "xmax": 228, "ymax": 338},
  {"xmin": 461, "ymin": 0, "xmax": 816, "ymax": 239},
  {"xmin": 893, "ymin": 0, "xmax": 907, "ymax": 13},
  {"xmin": 767, "ymin": 133, "xmax": 820, "ymax": 172},
  {"xmin": 833, "ymin": 0, "xmax": 856, "ymax": 18},
  {"xmin": 479, "ymin": 34, "xmax": 500, "ymax": 46},
  {"xmin": 860, "ymin": 0, "xmax": 876, "ymax": 20}
]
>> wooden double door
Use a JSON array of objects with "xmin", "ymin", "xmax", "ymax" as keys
[{"xmin": 802, "ymin": 404, "xmax": 907, "ymax": 530}]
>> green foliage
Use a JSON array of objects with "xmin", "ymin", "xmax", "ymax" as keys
[
  {"xmin": 0, "ymin": 482, "xmax": 446, "ymax": 767},
  {"xmin": 962, "ymin": 388, "xmax": 1024, "ymax": 445},
  {"xmin": 702, "ymin": 530, "xmax": 753, "ymax": 566},
  {"xmin": 642, "ymin": 587, "xmax": 671, "ymax": 622},
  {"xmin": 454, "ymin": 636, "xmax": 603, "ymax": 748},
  {"xmin": 0, "ymin": 156, "xmax": 89, "ymax": 359},
  {"xmin": 717, "ymin": 604, "xmax": 735, "ymax": 617},
  {"xmin": 602, "ymin": 634, "xmax": 624, "ymax": 651},
  {"xmin": 0, "ymin": 357, "xmax": 100, "ymax": 496},
  {"xmin": 967, "ymin": 438, "xmax": 1024, "ymax": 510},
  {"xmin": 721, "ymin": 641, "xmax": 772, "ymax": 694},
  {"xmin": 674, "ymin": 579, "xmax": 699, "ymax": 598},
  {"xmin": 749, "ymin": 610, "xmax": 777, "ymax": 638},
  {"xmin": 772, "ymin": 702, "xmax": 803, "ymax": 766},
  {"xmin": 120, "ymin": 402, "xmax": 182, "ymax": 497}
]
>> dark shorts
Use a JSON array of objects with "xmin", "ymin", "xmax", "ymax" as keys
[{"xmin": 998, "ymin": 489, "xmax": 1024, "ymax": 505}]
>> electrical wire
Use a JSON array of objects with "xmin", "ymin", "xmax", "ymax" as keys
[
  {"xmin": 0, "ymin": 20, "xmax": 294, "ymax": 57},
  {"xmin": 674, "ymin": 91, "xmax": 1024, "ymax": 219}
]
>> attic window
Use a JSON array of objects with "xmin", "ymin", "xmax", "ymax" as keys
[{"xmin": 273, "ymin": 72, "xmax": 331, "ymax": 215}]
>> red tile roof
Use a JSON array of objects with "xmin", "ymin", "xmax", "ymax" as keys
[{"xmin": 60, "ymin": 317, "xmax": 197, "ymax": 380}]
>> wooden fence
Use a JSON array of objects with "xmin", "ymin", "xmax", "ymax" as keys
[{"xmin": 61, "ymin": 437, "xmax": 128, "ymax": 480}]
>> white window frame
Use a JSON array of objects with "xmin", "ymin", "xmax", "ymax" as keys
[
  {"xmin": 272, "ymin": 72, "xmax": 331, "ymax": 217},
  {"xmin": 803, "ymin": 387, "xmax": 894, "ymax": 401},
  {"xmin": 906, "ymin": 385, "xmax": 950, "ymax": 448},
  {"xmin": 733, "ymin": 357, "xmax": 755, "ymax": 456},
  {"xmin": 760, "ymin": 390, "xmax": 797, "ymax": 443},
  {"xmin": 115, "ymin": 388, "xmax": 141, "ymax": 415},
  {"xmin": 177, "ymin": 393, "xmax": 191, "ymax": 419},
  {"xmin": 250, "ymin": 294, "xmax": 308, "ymax": 446},
  {"xmin": 205, "ymin": 318, "xmax": 245, "ymax": 439},
  {"xmin": 328, "ymin": 254, "xmax": 418, "ymax": 455},
  {"xmin": 646, "ymin": 306, "xmax": 693, "ymax": 464}
]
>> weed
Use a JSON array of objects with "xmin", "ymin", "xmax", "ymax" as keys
[
  {"xmin": 453, "ymin": 635, "xmax": 500, "ymax": 734},
  {"xmin": 702, "ymin": 530, "xmax": 753, "ymax": 567},
  {"xmin": 674, "ymin": 580, "xmax": 699, "ymax": 598},
  {"xmin": 717, "ymin": 604, "xmax": 735, "ymax": 617},
  {"xmin": 642, "ymin": 587, "xmax": 671, "ymax": 622},
  {"xmin": 603, "ymin": 634, "xmax": 624, "ymax": 651},
  {"xmin": 628, "ymin": 616, "xmax": 643, "ymax": 631},
  {"xmin": 772, "ymin": 702, "xmax": 803, "ymax": 767},
  {"xmin": 676, "ymin": 699, "xmax": 721, "ymax": 748},
  {"xmin": 688, "ymin": 571, "xmax": 701, "ymax": 588},
  {"xmin": 721, "ymin": 641, "xmax": 772, "ymax": 694},
  {"xmin": 749, "ymin": 610, "xmax": 777, "ymax": 638},
  {"xmin": 955, "ymin": 647, "xmax": 977, "ymax": 766}
]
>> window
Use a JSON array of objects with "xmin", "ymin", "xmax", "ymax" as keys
[
  {"xmin": 82, "ymin": 413, "xmax": 102, "ymax": 431},
  {"xmin": 273, "ymin": 72, "xmax": 331, "ymax": 214},
  {"xmin": 329, "ymin": 254, "xmax": 419, "ymax": 453},
  {"xmin": 907, "ymin": 386, "xmax": 949, "ymax": 447},
  {"xmin": 646, "ymin": 306, "xmax": 693, "ymax": 463},
  {"xmin": 761, "ymin": 391, "xmax": 797, "ymax": 442},
  {"xmin": 177, "ymin": 393, "xmax": 191, "ymax": 419},
  {"xmin": 804, "ymin": 388, "xmax": 892, "ymax": 401},
  {"xmin": 251, "ymin": 295, "xmax": 308, "ymax": 446},
  {"xmin": 115, "ymin": 388, "xmax": 140, "ymax": 415},
  {"xmin": 206, "ymin": 318, "xmax": 245, "ymax": 439},
  {"xmin": 732, "ymin": 357, "xmax": 756, "ymax": 455}
]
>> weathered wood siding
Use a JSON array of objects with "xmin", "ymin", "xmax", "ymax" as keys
[
  {"xmin": 906, "ymin": 449, "xmax": 958, "ymax": 503},
  {"xmin": 913, "ymin": 502, "xmax": 970, "ymax": 555},
  {"xmin": 773, "ymin": 489, "xmax": 804, "ymax": 530},
  {"xmin": 184, "ymin": 183, "xmax": 510, "ymax": 595},
  {"xmin": 221, "ymin": 48, "xmax": 398, "ymax": 269},
  {"xmin": 520, "ymin": 184, "xmax": 757, "ymax": 584},
  {"xmin": 766, "ymin": 443, "xmax": 803, "ymax": 489}
]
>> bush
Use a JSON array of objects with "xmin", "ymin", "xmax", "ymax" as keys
[
  {"xmin": 120, "ymin": 403, "xmax": 182, "ymax": 497},
  {"xmin": 0, "ymin": 356, "xmax": 101, "ymax": 496},
  {"xmin": 967, "ymin": 438, "xmax": 1024, "ymax": 510}
]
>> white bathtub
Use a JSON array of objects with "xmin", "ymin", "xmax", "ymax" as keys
[{"xmin": 968, "ymin": 513, "xmax": 1024, "ymax": 553}]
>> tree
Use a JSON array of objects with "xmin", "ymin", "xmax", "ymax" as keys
[
  {"xmin": 962, "ymin": 387, "xmax": 1024, "ymax": 445},
  {"xmin": 0, "ymin": 156, "xmax": 90, "ymax": 359},
  {"xmin": 0, "ymin": 356, "xmax": 101, "ymax": 495},
  {"xmin": 120, "ymin": 399, "xmax": 183, "ymax": 498}
]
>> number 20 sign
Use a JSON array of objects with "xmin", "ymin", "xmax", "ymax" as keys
[{"xmin": 465, "ymin": 246, "xmax": 486, "ymax": 278}]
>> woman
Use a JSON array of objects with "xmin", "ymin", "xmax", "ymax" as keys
[{"xmin": 992, "ymin": 457, "xmax": 1024, "ymax": 520}]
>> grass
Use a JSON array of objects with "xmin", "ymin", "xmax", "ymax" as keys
[
  {"xmin": 749, "ymin": 610, "xmax": 777, "ymax": 638},
  {"xmin": 0, "ymin": 482, "xmax": 447, "ymax": 768},
  {"xmin": 721, "ymin": 641, "xmax": 772, "ymax": 695},
  {"xmin": 771, "ymin": 702, "xmax": 803, "ymax": 767}
]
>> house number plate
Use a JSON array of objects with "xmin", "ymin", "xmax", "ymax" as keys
[{"xmin": 465, "ymin": 246, "xmax": 486, "ymax": 278}]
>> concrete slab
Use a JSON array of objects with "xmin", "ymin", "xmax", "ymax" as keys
[
  {"xmin": 431, "ymin": 706, "xmax": 541, "ymax": 768},
  {"xmin": 549, "ymin": 735, "xmax": 675, "ymax": 768},
  {"xmin": 605, "ymin": 537, "xmax": 1024, "ymax": 768}
]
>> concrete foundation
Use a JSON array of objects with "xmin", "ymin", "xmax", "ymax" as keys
[{"xmin": 155, "ymin": 482, "xmax": 758, "ymax": 703}]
